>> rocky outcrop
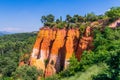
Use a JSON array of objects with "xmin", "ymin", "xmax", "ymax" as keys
[
  {"xmin": 45, "ymin": 29, "xmax": 66, "ymax": 76},
  {"xmin": 29, "ymin": 27, "xmax": 93, "ymax": 77},
  {"xmin": 64, "ymin": 29, "xmax": 80, "ymax": 69},
  {"xmin": 109, "ymin": 18, "xmax": 120, "ymax": 28},
  {"xmin": 76, "ymin": 27, "xmax": 93, "ymax": 61},
  {"xmin": 30, "ymin": 28, "xmax": 56, "ymax": 71}
]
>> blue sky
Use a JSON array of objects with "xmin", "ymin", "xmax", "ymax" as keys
[{"xmin": 0, "ymin": 0, "xmax": 120, "ymax": 33}]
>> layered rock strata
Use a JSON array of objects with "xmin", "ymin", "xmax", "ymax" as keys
[{"xmin": 29, "ymin": 27, "xmax": 93, "ymax": 77}]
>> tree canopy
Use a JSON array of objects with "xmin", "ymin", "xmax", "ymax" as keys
[{"xmin": 105, "ymin": 7, "xmax": 120, "ymax": 20}]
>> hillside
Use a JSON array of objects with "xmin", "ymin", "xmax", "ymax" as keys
[
  {"xmin": 0, "ymin": 32, "xmax": 37, "ymax": 80},
  {"xmin": 0, "ymin": 31, "xmax": 12, "ymax": 36},
  {"xmin": 0, "ymin": 32, "xmax": 4, "ymax": 36}
]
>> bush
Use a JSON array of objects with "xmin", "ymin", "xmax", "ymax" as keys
[{"xmin": 12, "ymin": 65, "xmax": 43, "ymax": 80}]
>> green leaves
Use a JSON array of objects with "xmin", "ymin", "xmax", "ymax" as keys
[
  {"xmin": 92, "ymin": 27, "xmax": 120, "ymax": 80},
  {"xmin": 85, "ymin": 12, "xmax": 98, "ymax": 22},
  {"xmin": 0, "ymin": 57, "xmax": 17, "ymax": 77},
  {"xmin": 12, "ymin": 65, "xmax": 43, "ymax": 80},
  {"xmin": 105, "ymin": 7, "xmax": 120, "ymax": 21},
  {"xmin": 0, "ymin": 33, "xmax": 36, "ymax": 79}
]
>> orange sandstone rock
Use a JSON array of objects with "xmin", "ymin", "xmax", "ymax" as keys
[
  {"xmin": 45, "ymin": 29, "xmax": 66, "ymax": 76},
  {"xmin": 76, "ymin": 27, "xmax": 93, "ymax": 61},
  {"xmin": 64, "ymin": 29, "xmax": 79, "ymax": 69},
  {"xmin": 28, "ymin": 27, "xmax": 93, "ymax": 78},
  {"xmin": 19, "ymin": 61, "xmax": 25, "ymax": 66},
  {"xmin": 38, "ymin": 29, "xmax": 54, "ymax": 71},
  {"xmin": 30, "ymin": 29, "xmax": 44, "ymax": 59}
]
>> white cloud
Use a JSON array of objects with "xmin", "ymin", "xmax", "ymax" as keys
[{"xmin": 1, "ymin": 27, "xmax": 22, "ymax": 32}]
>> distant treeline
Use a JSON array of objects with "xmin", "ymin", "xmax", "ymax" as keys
[{"xmin": 0, "ymin": 33, "xmax": 37, "ymax": 80}]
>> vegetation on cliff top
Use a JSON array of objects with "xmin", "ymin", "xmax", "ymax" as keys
[{"xmin": 41, "ymin": 7, "xmax": 120, "ymax": 29}]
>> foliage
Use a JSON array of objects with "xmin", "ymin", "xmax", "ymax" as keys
[
  {"xmin": 57, "ymin": 21, "xmax": 66, "ymax": 29},
  {"xmin": 61, "ymin": 63, "xmax": 107, "ymax": 80},
  {"xmin": 59, "ymin": 55, "xmax": 80, "ymax": 77},
  {"xmin": 41, "ymin": 14, "xmax": 55, "ymax": 23},
  {"xmin": 105, "ymin": 7, "xmax": 120, "ymax": 21},
  {"xmin": 92, "ymin": 27, "xmax": 120, "ymax": 80},
  {"xmin": 40, "ymin": 7, "xmax": 120, "ymax": 29},
  {"xmin": 0, "ymin": 77, "xmax": 14, "ymax": 80},
  {"xmin": 0, "ymin": 32, "xmax": 36, "ymax": 79},
  {"xmin": 12, "ymin": 65, "xmax": 43, "ymax": 80},
  {"xmin": 79, "ymin": 23, "xmax": 87, "ymax": 35},
  {"xmin": 41, "ymin": 14, "xmax": 55, "ymax": 27},
  {"xmin": 0, "ymin": 57, "xmax": 17, "ymax": 77},
  {"xmin": 45, "ymin": 74, "xmax": 61, "ymax": 80},
  {"xmin": 85, "ymin": 12, "xmax": 98, "ymax": 22}
]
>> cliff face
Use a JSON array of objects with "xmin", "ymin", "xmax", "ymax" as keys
[
  {"xmin": 76, "ymin": 27, "xmax": 93, "ymax": 61},
  {"xmin": 29, "ymin": 27, "xmax": 93, "ymax": 77}
]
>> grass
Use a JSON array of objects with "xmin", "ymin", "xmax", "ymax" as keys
[{"xmin": 61, "ymin": 63, "xmax": 107, "ymax": 80}]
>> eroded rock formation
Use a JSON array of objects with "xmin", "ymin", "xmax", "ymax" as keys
[
  {"xmin": 76, "ymin": 26, "xmax": 93, "ymax": 61},
  {"xmin": 29, "ymin": 27, "xmax": 93, "ymax": 77}
]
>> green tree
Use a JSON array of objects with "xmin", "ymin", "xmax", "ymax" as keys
[
  {"xmin": 0, "ymin": 32, "xmax": 36, "ymax": 79},
  {"xmin": 93, "ymin": 27, "xmax": 120, "ymax": 80},
  {"xmin": 85, "ymin": 12, "xmax": 98, "ymax": 22},
  {"xmin": 71, "ymin": 14, "xmax": 79, "ymax": 23},
  {"xmin": 41, "ymin": 16, "xmax": 46, "ymax": 23},
  {"xmin": 59, "ymin": 55, "xmax": 80, "ymax": 77},
  {"xmin": 66, "ymin": 15, "xmax": 72, "ymax": 23},
  {"xmin": 46, "ymin": 14, "xmax": 55, "ymax": 23},
  {"xmin": 0, "ymin": 57, "xmax": 17, "ymax": 77},
  {"xmin": 41, "ymin": 14, "xmax": 55, "ymax": 26},
  {"xmin": 12, "ymin": 65, "xmax": 43, "ymax": 80},
  {"xmin": 105, "ymin": 7, "xmax": 120, "ymax": 20}
]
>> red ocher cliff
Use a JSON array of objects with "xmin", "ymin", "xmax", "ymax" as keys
[{"xmin": 28, "ymin": 26, "xmax": 93, "ymax": 77}]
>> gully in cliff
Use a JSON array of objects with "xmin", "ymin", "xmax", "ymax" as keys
[{"xmin": 26, "ymin": 26, "xmax": 93, "ymax": 77}]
